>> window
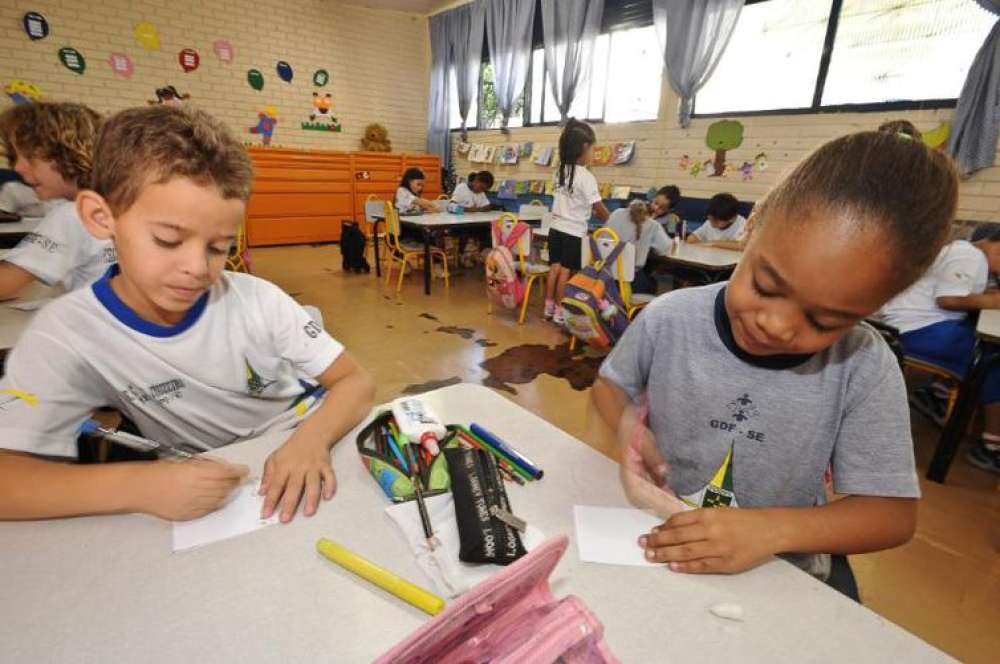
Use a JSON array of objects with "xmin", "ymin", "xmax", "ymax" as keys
[
  {"xmin": 694, "ymin": 0, "xmax": 996, "ymax": 117},
  {"xmin": 447, "ymin": 69, "xmax": 478, "ymax": 130}
]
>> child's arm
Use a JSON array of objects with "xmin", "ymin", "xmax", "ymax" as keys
[
  {"xmin": 259, "ymin": 351, "xmax": 374, "ymax": 522},
  {"xmin": 640, "ymin": 495, "xmax": 916, "ymax": 573},
  {"xmin": 0, "ymin": 449, "xmax": 248, "ymax": 521},
  {"xmin": 416, "ymin": 197, "xmax": 443, "ymax": 212},
  {"xmin": 0, "ymin": 262, "xmax": 39, "ymax": 301},
  {"xmin": 937, "ymin": 290, "xmax": 1000, "ymax": 311},
  {"xmin": 592, "ymin": 201, "xmax": 610, "ymax": 222}
]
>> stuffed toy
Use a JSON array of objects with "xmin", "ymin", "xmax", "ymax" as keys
[{"xmin": 361, "ymin": 123, "xmax": 391, "ymax": 152}]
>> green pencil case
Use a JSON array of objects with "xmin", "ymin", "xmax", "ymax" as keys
[{"xmin": 356, "ymin": 410, "xmax": 457, "ymax": 503}]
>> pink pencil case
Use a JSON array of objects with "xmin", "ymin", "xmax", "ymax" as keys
[{"xmin": 375, "ymin": 535, "xmax": 619, "ymax": 664}]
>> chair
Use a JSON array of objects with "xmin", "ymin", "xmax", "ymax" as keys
[
  {"xmin": 383, "ymin": 203, "xmax": 449, "ymax": 294},
  {"xmin": 225, "ymin": 223, "xmax": 252, "ymax": 273},
  {"xmin": 518, "ymin": 202, "xmax": 548, "ymax": 223},
  {"xmin": 486, "ymin": 212, "xmax": 549, "ymax": 324},
  {"xmin": 364, "ymin": 196, "xmax": 388, "ymax": 274},
  {"xmin": 568, "ymin": 228, "xmax": 637, "ymax": 350}
]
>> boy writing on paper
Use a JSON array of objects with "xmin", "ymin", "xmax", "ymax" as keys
[{"xmin": 0, "ymin": 105, "xmax": 374, "ymax": 523}]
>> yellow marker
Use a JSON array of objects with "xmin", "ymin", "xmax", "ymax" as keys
[{"xmin": 316, "ymin": 538, "xmax": 445, "ymax": 616}]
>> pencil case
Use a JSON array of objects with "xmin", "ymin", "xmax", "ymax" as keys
[
  {"xmin": 374, "ymin": 535, "xmax": 619, "ymax": 664},
  {"xmin": 356, "ymin": 410, "xmax": 454, "ymax": 502},
  {"xmin": 445, "ymin": 446, "xmax": 526, "ymax": 566}
]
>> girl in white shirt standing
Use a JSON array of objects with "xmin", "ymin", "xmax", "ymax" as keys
[
  {"xmin": 394, "ymin": 168, "xmax": 442, "ymax": 214},
  {"xmin": 545, "ymin": 119, "xmax": 609, "ymax": 324}
]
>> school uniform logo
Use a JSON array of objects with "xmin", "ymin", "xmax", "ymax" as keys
[
  {"xmin": 119, "ymin": 379, "xmax": 185, "ymax": 406},
  {"xmin": 245, "ymin": 359, "xmax": 276, "ymax": 395},
  {"xmin": 0, "ymin": 388, "xmax": 39, "ymax": 410},
  {"xmin": 21, "ymin": 232, "xmax": 60, "ymax": 254}
]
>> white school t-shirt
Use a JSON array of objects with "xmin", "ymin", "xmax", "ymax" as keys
[
  {"xmin": 395, "ymin": 187, "xmax": 418, "ymax": 212},
  {"xmin": 551, "ymin": 165, "xmax": 601, "ymax": 237},
  {"xmin": 879, "ymin": 240, "xmax": 988, "ymax": 333},
  {"xmin": 691, "ymin": 214, "xmax": 747, "ymax": 243},
  {"xmin": 0, "ymin": 180, "xmax": 45, "ymax": 217},
  {"xmin": 3, "ymin": 200, "xmax": 116, "ymax": 291},
  {"xmin": 450, "ymin": 182, "xmax": 489, "ymax": 209},
  {"xmin": 0, "ymin": 267, "xmax": 344, "ymax": 458},
  {"xmin": 606, "ymin": 208, "xmax": 673, "ymax": 268}
]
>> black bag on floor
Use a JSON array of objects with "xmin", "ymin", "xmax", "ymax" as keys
[{"xmin": 341, "ymin": 221, "xmax": 370, "ymax": 273}]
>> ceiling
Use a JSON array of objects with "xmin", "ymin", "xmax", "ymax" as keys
[{"xmin": 335, "ymin": 0, "xmax": 459, "ymax": 14}]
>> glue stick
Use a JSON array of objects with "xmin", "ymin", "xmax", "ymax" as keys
[{"xmin": 391, "ymin": 398, "xmax": 446, "ymax": 457}]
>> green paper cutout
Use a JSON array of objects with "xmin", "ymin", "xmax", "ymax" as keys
[
  {"xmin": 313, "ymin": 69, "xmax": 329, "ymax": 87},
  {"xmin": 301, "ymin": 120, "xmax": 342, "ymax": 132},
  {"xmin": 247, "ymin": 69, "xmax": 264, "ymax": 91},
  {"xmin": 59, "ymin": 47, "xmax": 86, "ymax": 74}
]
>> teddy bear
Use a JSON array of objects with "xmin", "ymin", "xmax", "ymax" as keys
[{"xmin": 360, "ymin": 123, "xmax": 391, "ymax": 152}]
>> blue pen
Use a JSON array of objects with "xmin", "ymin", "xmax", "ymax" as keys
[
  {"xmin": 385, "ymin": 427, "xmax": 409, "ymax": 473},
  {"xmin": 78, "ymin": 419, "xmax": 194, "ymax": 459},
  {"xmin": 469, "ymin": 423, "xmax": 543, "ymax": 480}
]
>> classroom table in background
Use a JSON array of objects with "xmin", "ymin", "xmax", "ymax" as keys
[
  {"xmin": 652, "ymin": 241, "xmax": 742, "ymax": 284},
  {"xmin": 0, "ymin": 383, "xmax": 948, "ymax": 662},
  {"xmin": 0, "ymin": 216, "xmax": 41, "ymax": 248},
  {"xmin": 0, "ymin": 254, "xmax": 59, "ymax": 354},
  {"xmin": 393, "ymin": 211, "xmax": 502, "ymax": 295},
  {"xmin": 927, "ymin": 308, "xmax": 1000, "ymax": 482}
]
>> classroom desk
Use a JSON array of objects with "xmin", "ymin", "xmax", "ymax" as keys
[
  {"xmin": 0, "ymin": 278, "xmax": 59, "ymax": 353},
  {"xmin": 397, "ymin": 211, "xmax": 501, "ymax": 295},
  {"xmin": 927, "ymin": 309, "xmax": 1000, "ymax": 482},
  {"xmin": 651, "ymin": 242, "xmax": 742, "ymax": 284},
  {"xmin": 0, "ymin": 216, "xmax": 40, "ymax": 248},
  {"xmin": 0, "ymin": 384, "xmax": 947, "ymax": 662}
]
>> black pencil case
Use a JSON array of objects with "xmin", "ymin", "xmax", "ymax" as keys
[{"xmin": 445, "ymin": 446, "xmax": 527, "ymax": 566}]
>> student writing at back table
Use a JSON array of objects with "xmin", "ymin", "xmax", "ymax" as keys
[
  {"xmin": 686, "ymin": 193, "xmax": 747, "ymax": 250},
  {"xmin": 544, "ymin": 119, "xmax": 610, "ymax": 326},
  {"xmin": 0, "ymin": 102, "xmax": 116, "ymax": 300},
  {"xmin": 395, "ymin": 167, "xmax": 442, "ymax": 215},
  {"xmin": 605, "ymin": 201, "xmax": 673, "ymax": 295},
  {"xmin": 593, "ymin": 132, "xmax": 958, "ymax": 599},
  {"xmin": 0, "ymin": 105, "xmax": 374, "ymax": 523},
  {"xmin": 450, "ymin": 170, "xmax": 495, "ymax": 212}
]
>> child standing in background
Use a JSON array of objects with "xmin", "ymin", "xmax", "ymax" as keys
[
  {"xmin": 605, "ymin": 200, "xmax": 673, "ymax": 295},
  {"xmin": 450, "ymin": 170, "xmax": 495, "ymax": 212},
  {"xmin": 395, "ymin": 167, "xmax": 442, "ymax": 215},
  {"xmin": 545, "ymin": 119, "xmax": 609, "ymax": 325},
  {"xmin": 650, "ymin": 185, "xmax": 681, "ymax": 237},
  {"xmin": 593, "ymin": 132, "xmax": 958, "ymax": 598},
  {"xmin": 0, "ymin": 102, "xmax": 116, "ymax": 300},
  {"xmin": 687, "ymin": 193, "xmax": 746, "ymax": 249}
]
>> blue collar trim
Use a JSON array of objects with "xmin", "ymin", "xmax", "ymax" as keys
[{"xmin": 91, "ymin": 265, "xmax": 209, "ymax": 338}]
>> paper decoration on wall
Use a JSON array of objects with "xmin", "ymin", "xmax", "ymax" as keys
[
  {"xmin": 313, "ymin": 69, "xmax": 329, "ymax": 87},
  {"xmin": 178, "ymin": 48, "xmax": 200, "ymax": 73},
  {"xmin": 678, "ymin": 154, "xmax": 690, "ymax": 171},
  {"xmin": 515, "ymin": 181, "xmax": 529, "ymax": 195},
  {"xmin": 705, "ymin": 120, "xmax": 744, "ymax": 177},
  {"xmin": 544, "ymin": 180, "xmax": 554, "ymax": 195},
  {"xmin": 457, "ymin": 142, "xmax": 471, "ymax": 155},
  {"xmin": 213, "ymin": 40, "xmax": 235, "ymax": 64},
  {"xmin": 923, "ymin": 122, "xmax": 951, "ymax": 150},
  {"xmin": 519, "ymin": 142, "xmax": 533, "ymax": 158},
  {"xmin": 591, "ymin": 145, "xmax": 613, "ymax": 166},
  {"xmin": 134, "ymin": 22, "xmax": 160, "ymax": 50},
  {"xmin": 529, "ymin": 180, "xmax": 545, "ymax": 194},
  {"xmin": 739, "ymin": 161, "xmax": 754, "ymax": 181},
  {"xmin": 355, "ymin": 171, "xmax": 371, "ymax": 181},
  {"xmin": 4, "ymin": 80, "xmax": 42, "ymax": 104},
  {"xmin": 611, "ymin": 142, "xmax": 635, "ymax": 165},
  {"xmin": 534, "ymin": 146, "xmax": 553, "ymax": 166},
  {"xmin": 754, "ymin": 152, "xmax": 768, "ymax": 172},
  {"xmin": 499, "ymin": 145, "xmax": 519, "ymax": 164},
  {"xmin": 148, "ymin": 85, "xmax": 190, "ymax": 105},
  {"xmin": 247, "ymin": 69, "xmax": 264, "ymax": 91},
  {"xmin": 302, "ymin": 92, "xmax": 342, "ymax": 132},
  {"xmin": 108, "ymin": 52, "xmax": 134, "ymax": 78},
  {"xmin": 58, "ymin": 47, "xmax": 86, "ymax": 74},
  {"xmin": 702, "ymin": 159, "xmax": 717, "ymax": 177},
  {"xmin": 497, "ymin": 180, "xmax": 517, "ymax": 199},
  {"xmin": 249, "ymin": 106, "xmax": 278, "ymax": 146},
  {"xmin": 598, "ymin": 183, "xmax": 614, "ymax": 198},
  {"xmin": 276, "ymin": 61, "xmax": 293, "ymax": 83},
  {"xmin": 23, "ymin": 12, "xmax": 49, "ymax": 40},
  {"xmin": 611, "ymin": 185, "xmax": 631, "ymax": 200},
  {"xmin": 689, "ymin": 161, "xmax": 702, "ymax": 177},
  {"xmin": 483, "ymin": 145, "xmax": 497, "ymax": 164}
]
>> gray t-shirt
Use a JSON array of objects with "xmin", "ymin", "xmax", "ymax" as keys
[
  {"xmin": 605, "ymin": 208, "xmax": 673, "ymax": 268},
  {"xmin": 599, "ymin": 282, "xmax": 919, "ymax": 575}
]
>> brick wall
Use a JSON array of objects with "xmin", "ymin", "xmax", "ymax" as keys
[{"xmin": 0, "ymin": 0, "xmax": 430, "ymax": 152}]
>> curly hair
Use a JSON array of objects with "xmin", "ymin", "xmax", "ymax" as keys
[{"xmin": 0, "ymin": 101, "xmax": 102, "ymax": 188}]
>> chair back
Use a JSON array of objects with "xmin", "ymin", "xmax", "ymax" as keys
[
  {"xmin": 491, "ymin": 212, "xmax": 531, "ymax": 273},
  {"xmin": 384, "ymin": 203, "xmax": 405, "ymax": 253},
  {"xmin": 582, "ymin": 227, "xmax": 635, "ymax": 298},
  {"xmin": 518, "ymin": 203, "xmax": 548, "ymax": 222}
]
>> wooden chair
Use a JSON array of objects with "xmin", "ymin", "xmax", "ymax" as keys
[
  {"xmin": 225, "ymin": 223, "xmax": 252, "ymax": 273},
  {"xmin": 486, "ymin": 213, "xmax": 550, "ymax": 324},
  {"xmin": 383, "ymin": 202, "xmax": 449, "ymax": 294}
]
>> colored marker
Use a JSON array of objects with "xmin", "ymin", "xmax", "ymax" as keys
[
  {"xmin": 470, "ymin": 423, "xmax": 543, "ymax": 480},
  {"xmin": 78, "ymin": 420, "xmax": 193, "ymax": 459},
  {"xmin": 399, "ymin": 431, "xmax": 437, "ymax": 550},
  {"xmin": 316, "ymin": 538, "xmax": 445, "ymax": 615},
  {"xmin": 384, "ymin": 428, "xmax": 409, "ymax": 473},
  {"xmin": 455, "ymin": 428, "xmax": 533, "ymax": 482}
]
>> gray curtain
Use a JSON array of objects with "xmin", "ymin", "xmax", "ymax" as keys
[
  {"xmin": 452, "ymin": 1, "xmax": 487, "ymax": 141},
  {"xmin": 948, "ymin": 2, "xmax": 1000, "ymax": 177},
  {"xmin": 427, "ymin": 11, "xmax": 452, "ymax": 165},
  {"xmin": 541, "ymin": 0, "xmax": 604, "ymax": 123},
  {"xmin": 485, "ymin": 0, "xmax": 537, "ymax": 133},
  {"xmin": 652, "ymin": 0, "xmax": 744, "ymax": 128}
]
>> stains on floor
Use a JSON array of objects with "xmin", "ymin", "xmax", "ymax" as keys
[
  {"xmin": 418, "ymin": 313, "xmax": 439, "ymax": 321},
  {"xmin": 401, "ymin": 376, "xmax": 463, "ymax": 395},
  {"xmin": 479, "ymin": 342, "xmax": 604, "ymax": 394},
  {"xmin": 475, "ymin": 339, "xmax": 498, "ymax": 348},
  {"xmin": 436, "ymin": 325, "xmax": 477, "ymax": 340}
]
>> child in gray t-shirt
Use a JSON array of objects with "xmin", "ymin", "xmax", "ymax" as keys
[{"xmin": 593, "ymin": 131, "xmax": 959, "ymax": 596}]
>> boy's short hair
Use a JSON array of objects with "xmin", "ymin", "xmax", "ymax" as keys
[
  {"xmin": 656, "ymin": 185, "xmax": 680, "ymax": 207},
  {"xmin": 91, "ymin": 105, "xmax": 253, "ymax": 215},
  {"xmin": 706, "ymin": 193, "xmax": 740, "ymax": 221},
  {"xmin": 0, "ymin": 101, "xmax": 102, "ymax": 188},
  {"xmin": 474, "ymin": 170, "xmax": 494, "ymax": 188},
  {"xmin": 971, "ymin": 223, "xmax": 1000, "ymax": 243}
]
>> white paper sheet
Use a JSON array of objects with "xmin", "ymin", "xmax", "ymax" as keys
[
  {"xmin": 172, "ymin": 482, "xmax": 277, "ymax": 552},
  {"xmin": 573, "ymin": 505, "xmax": 665, "ymax": 568}
]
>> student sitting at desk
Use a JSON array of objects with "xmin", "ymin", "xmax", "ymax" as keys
[
  {"xmin": 450, "ymin": 171, "xmax": 496, "ymax": 212},
  {"xmin": 0, "ymin": 102, "xmax": 116, "ymax": 300},
  {"xmin": 605, "ymin": 201, "xmax": 673, "ymax": 295},
  {"xmin": 593, "ymin": 131, "xmax": 957, "ymax": 599},
  {"xmin": 649, "ymin": 185, "xmax": 681, "ymax": 237},
  {"xmin": 395, "ymin": 167, "xmax": 442, "ymax": 215},
  {"xmin": 0, "ymin": 105, "xmax": 374, "ymax": 523},
  {"xmin": 878, "ymin": 226, "xmax": 1000, "ymax": 474},
  {"xmin": 686, "ymin": 193, "xmax": 746, "ymax": 250}
]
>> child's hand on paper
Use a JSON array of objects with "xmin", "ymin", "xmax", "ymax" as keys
[
  {"xmin": 139, "ymin": 457, "xmax": 248, "ymax": 521},
  {"xmin": 639, "ymin": 507, "xmax": 774, "ymax": 574},
  {"xmin": 259, "ymin": 433, "xmax": 336, "ymax": 523},
  {"xmin": 617, "ymin": 403, "xmax": 687, "ymax": 519}
]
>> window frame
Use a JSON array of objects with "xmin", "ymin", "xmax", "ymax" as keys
[{"xmin": 690, "ymin": 0, "xmax": 963, "ymax": 119}]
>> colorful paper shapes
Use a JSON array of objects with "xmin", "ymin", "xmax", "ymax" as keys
[
  {"xmin": 134, "ymin": 22, "xmax": 160, "ymax": 50},
  {"xmin": 213, "ymin": 39, "xmax": 235, "ymax": 64},
  {"xmin": 4, "ymin": 80, "xmax": 42, "ymax": 104},
  {"xmin": 108, "ymin": 52, "xmax": 134, "ymax": 78},
  {"xmin": 178, "ymin": 48, "xmax": 200, "ymax": 73},
  {"xmin": 23, "ymin": 12, "xmax": 49, "ymax": 40},
  {"xmin": 247, "ymin": 69, "xmax": 264, "ymax": 91},
  {"xmin": 249, "ymin": 106, "xmax": 278, "ymax": 146},
  {"xmin": 276, "ymin": 61, "xmax": 293, "ymax": 83},
  {"xmin": 313, "ymin": 69, "xmax": 329, "ymax": 87},
  {"xmin": 58, "ymin": 47, "xmax": 86, "ymax": 74}
]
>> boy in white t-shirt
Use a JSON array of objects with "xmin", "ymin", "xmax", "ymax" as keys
[
  {"xmin": 879, "ymin": 227, "xmax": 1000, "ymax": 473},
  {"xmin": 0, "ymin": 102, "xmax": 116, "ymax": 299},
  {"xmin": 450, "ymin": 171, "xmax": 494, "ymax": 212},
  {"xmin": 0, "ymin": 105, "xmax": 375, "ymax": 522},
  {"xmin": 687, "ymin": 193, "xmax": 747, "ymax": 249}
]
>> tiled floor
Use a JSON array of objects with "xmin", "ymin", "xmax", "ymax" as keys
[{"xmin": 253, "ymin": 243, "xmax": 999, "ymax": 663}]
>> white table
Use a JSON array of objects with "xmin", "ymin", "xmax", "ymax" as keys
[
  {"xmin": 0, "ymin": 216, "xmax": 40, "ymax": 247},
  {"xmin": 396, "ymin": 211, "xmax": 503, "ymax": 294},
  {"xmin": 654, "ymin": 242, "xmax": 742, "ymax": 284},
  {"xmin": 0, "ymin": 384, "xmax": 947, "ymax": 662},
  {"xmin": 0, "ymin": 278, "xmax": 59, "ymax": 352}
]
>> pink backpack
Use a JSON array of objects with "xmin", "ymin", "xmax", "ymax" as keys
[
  {"xmin": 485, "ymin": 219, "xmax": 530, "ymax": 309},
  {"xmin": 375, "ymin": 536, "xmax": 619, "ymax": 664}
]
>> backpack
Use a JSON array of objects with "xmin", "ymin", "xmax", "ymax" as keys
[
  {"xmin": 561, "ymin": 236, "xmax": 630, "ymax": 349},
  {"xmin": 485, "ymin": 219, "xmax": 530, "ymax": 309},
  {"xmin": 341, "ymin": 221, "xmax": 371, "ymax": 273}
]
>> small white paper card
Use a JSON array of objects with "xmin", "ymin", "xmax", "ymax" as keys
[
  {"xmin": 172, "ymin": 482, "xmax": 277, "ymax": 552},
  {"xmin": 573, "ymin": 505, "xmax": 664, "ymax": 567}
]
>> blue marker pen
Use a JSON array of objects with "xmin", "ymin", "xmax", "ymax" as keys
[
  {"xmin": 78, "ymin": 419, "xmax": 194, "ymax": 459},
  {"xmin": 469, "ymin": 423, "xmax": 543, "ymax": 480}
]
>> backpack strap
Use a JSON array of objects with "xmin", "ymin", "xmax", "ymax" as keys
[
  {"xmin": 504, "ymin": 221, "xmax": 529, "ymax": 250},
  {"xmin": 590, "ymin": 236, "xmax": 625, "ymax": 271},
  {"xmin": 492, "ymin": 218, "xmax": 504, "ymax": 247}
]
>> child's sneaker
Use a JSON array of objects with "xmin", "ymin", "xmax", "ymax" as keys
[
  {"xmin": 543, "ymin": 299, "xmax": 555, "ymax": 319},
  {"xmin": 552, "ymin": 306, "xmax": 566, "ymax": 326},
  {"xmin": 966, "ymin": 440, "xmax": 1000, "ymax": 475}
]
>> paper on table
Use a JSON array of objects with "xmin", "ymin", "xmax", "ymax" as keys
[
  {"xmin": 6, "ymin": 298, "xmax": 54, "ymax": 311},
  {"xmin": 172, "ymin": 482, "xmax": 277, "ymax": 552},
  {"xmin": 573, "ymin": 505, "xmax": 665, "ymax": 568}
]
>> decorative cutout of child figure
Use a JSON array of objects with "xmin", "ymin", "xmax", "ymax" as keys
[{"xmin": 250, "ymin": 106, "xmax": 278, "ymax": 146}]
